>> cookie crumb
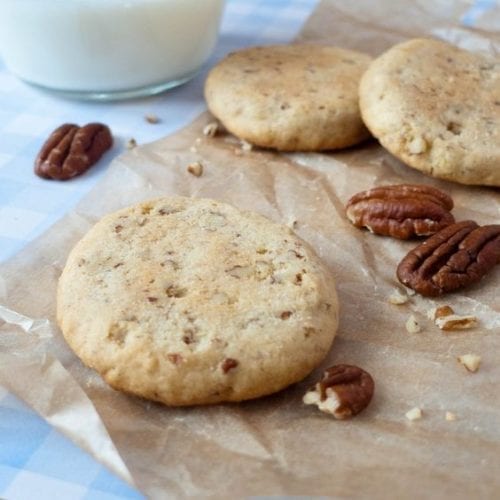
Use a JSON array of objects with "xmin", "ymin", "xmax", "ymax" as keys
[
  {"xmin": 405, "ymin": 407, "xmax": 422, "ymax": 421},
  {"xmin": 203, "ymin": 122, "xmax": 219, "ymax": 137},
  {"xmin": 126, "ymin": 138, "xmax": 137, "ymax": 149},
  {"xmin": 187, "ymin": 161, "xmax": 203, "ymax": 177},
  {"xmin": 389, "ymin": 289, "xmax": 409, "ymax": 305},
  {"xmin": 287, "ymin": 217, "xmax": 298, "ymax": 229},
  {"xmin": 240, "ymin": 139, "xmax": 253, "ymax": 152},
  {"xmin": 405, "ymin": 314, "xmax": 421, "ymax": 333},
  {"xmin": 445, "ymin": 411, "xmax": 457, "ymax": 421},
  {"xmin": 145, "ymin": 113, "xmax": 160, "ymax": 124},
  {"xmin": 457, "ymin": 354, "xmax": 481, "ymax": 373}
]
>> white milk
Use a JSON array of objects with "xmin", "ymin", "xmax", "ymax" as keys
[{"xmin": 0, "ymin": 0, "xmax": 225, "ymax": 97}]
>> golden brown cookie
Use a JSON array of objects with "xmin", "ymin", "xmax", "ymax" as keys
[
  {"xmin": 359, "ymin": 38, "xmax": 500, "ymax": 186},
  {"xmin": 205, "ymin": 44, "xmax": 372, "ymax": 151},
  {"xmin": 57, "ymin": 197, "xmax": 339, "ymax": 406}
]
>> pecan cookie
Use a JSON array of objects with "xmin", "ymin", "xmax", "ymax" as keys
[
  {"xmin": 205, "ymin": 44, "xmax": 372, "ymax": 151},
  {"xmin": 57, "ymin": 197, "xmax": 339, "ymax": 406},
  {"xmin": 359, "ymin": 38, "xmax": 500, "ymax": 186}
]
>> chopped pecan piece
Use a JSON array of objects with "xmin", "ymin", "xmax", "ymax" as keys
[
  {"xmin": 35, "ymin": 123, "xmax": 113, "ymax": 180},
  {"xmin": 221, "ymin": 358, "xmax": 238, "ymax": 373},
  {"xmin": 303, "ymin": 364, "xmax": 374, "ymax": 419},
  {"xmin": 405, "ymin": 407, "xmax": 423, "ymax": 421},
  {"xmin": 346, "ymin": 184, "xmax": 454, "ymax": 239},
  {"xmin": 428, "ymin": 305, "xmax": 477, "ymax": 330},
  {"xmin": 457, "ymin": 354, "xmax": 481, "ymax": 373},
  {"xmin": 397, "ymin": 221, "xmax": 500, "ymax": 296}
]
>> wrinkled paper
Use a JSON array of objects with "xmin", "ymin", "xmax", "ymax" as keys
[{"xmin": 1, "ymin": 1, "xmax": 499, "ymax": 497}]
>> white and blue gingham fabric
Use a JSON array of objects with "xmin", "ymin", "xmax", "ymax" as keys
[{"xmin": 0, "ymin": 1, "xmax": 317, "ymax": 498}]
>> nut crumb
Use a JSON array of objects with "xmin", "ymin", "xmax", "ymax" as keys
[
  {"xmin": 126, "ymin": 138, "xmax": 137, "ymax": 149},
  {"xmin": 428, "ymin": 305, "xmax": 477, "ymax": 331},
  {"xmin": 388, "ymin": 290, "xmax": 409, "ymax": 305},
  {"xmin": 221, "ymin": 358, "xmax": 238, "ymax": 373},
  {"xmin": 187, "ymin": 161, "xmax": 203, "ymax": 177},
  {"xmin": 145, "ymin": 113, "xmax": 160, "ymax": 124},
  {"xmin": 427, "ymin": 305, "xmax": 455, "ymax": 320},
  {"xmin": 436, "ymin": 314, "xmax": 477, "ymax": 331},
  {"xmin": 240, "ymin": 139, "xmax": 253, "ymax": 152},
  {"xmin": 407, "ymin": 135, "xmax": 427, "ymax": 154},
  {"xmin": 457, "ymin": 354, "xmax": 481, "ymax": 373},
  {"xmin": 445, "ymin": 411, "xmax": 457, "ymax": 421},
  {"xmin": 405, "ymin": 407, "xmax": 422, "ymax": 421},
  {"xmin": 405, "ymin": 314, "xmax": 421, "ymax": 333},
  {"xmin": 203, "ymin": 122, "xmax": 219, "ymax": 137}
]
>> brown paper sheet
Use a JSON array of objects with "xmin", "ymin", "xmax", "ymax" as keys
[{"xmin": 1, "ymin": 1, "xmax": 500, "ymax": 497}]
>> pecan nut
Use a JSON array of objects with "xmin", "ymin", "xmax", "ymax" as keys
[
  {"xmin": 346, "ymin": 184, "xmax": 455, "ymax": 239},
  {"xmin": 35, "ymin": 123, "xmax": 113, "ymax": 180},
  {"xmin": 397, "ymin": 221, "xmax": 500, "ymax": 296},
  {"xmin": 303, "ymin": 364, "xmax": 374, "ymax": 419}
]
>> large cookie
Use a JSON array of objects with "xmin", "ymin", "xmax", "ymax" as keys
[
  {"xmin": 205, "ymin": 44, "xmax": 372, "ymax": 151},
  {"xmin": 57, "ymin": 197, "xmax": 338, "ymax": 406},
  {"xmin": 359, "ymin": 38, "xmax": 500, "ymax": 186}
]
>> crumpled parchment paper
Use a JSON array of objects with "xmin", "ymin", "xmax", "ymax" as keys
[{"xmin": 1, "ymin": 1, "xmax": 499, "ymax": 497}]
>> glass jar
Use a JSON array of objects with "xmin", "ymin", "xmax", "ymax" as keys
[{"xmin": 0, "ymin": 0, "xmax": 225, "ymax": 100}]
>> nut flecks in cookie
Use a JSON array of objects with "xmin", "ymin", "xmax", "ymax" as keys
[
  {"xmin": 359, "ymin": 38, "xmax": 500, "ymax": 186},
  {"xmin": 205, "ymin": 44, "xmax": 372, "ymax": 152},
  {"xmin": 57, "ymin": 197, "xmax": 339, "ymax": 406}
]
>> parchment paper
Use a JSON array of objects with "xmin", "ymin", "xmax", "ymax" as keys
[{"xmin": 1, "ymin": 1, "xmax": 499, "ymax": 498}]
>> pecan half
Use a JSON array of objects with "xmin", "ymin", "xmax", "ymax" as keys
[
  {"xmin": 303, "ymin": 364, "xmax": 374, "ymax": 419},
  {"xmin": 397, "ymin": 221, "xmax": 500, "ymax": 296},
  {"xmin": 35, "ymin": 123, "xmax": 113, "ymax": 180},
  {"xmin": 346, "ymin": 184, "xmax": 455, "ymax": 239}
]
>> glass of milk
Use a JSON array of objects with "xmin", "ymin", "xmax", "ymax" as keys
[{"xmin": 0, "ymin": 0, "xmax": 225, "ymax": 100}]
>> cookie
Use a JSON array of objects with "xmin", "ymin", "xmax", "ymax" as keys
[
  {"xmin": 57, "ymin": 197, "xmax": 338, "ymax": 406},
  {"xmin": 204, "ymin": 44, "xmax": 372, "ymax": 151},
  {"xmin": 359, "ymin": 38, "xmax": 500, "ymax": 186}
]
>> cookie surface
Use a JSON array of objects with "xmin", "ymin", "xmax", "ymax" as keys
[
  {"xmin": 57, "ymin": 197, "xmax": 338, "ymax": 406},
  {"xmin": 359, "ymin": 38, "xmax": 500, "ymax": 186},
  {"xmin": 205, "ymin": 44, "xmax": 372, "ymax": 151}
]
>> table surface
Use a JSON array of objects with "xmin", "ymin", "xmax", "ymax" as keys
[{"xmin": 0, "ymin": 1, "xmax": 317, "ymax": 498}]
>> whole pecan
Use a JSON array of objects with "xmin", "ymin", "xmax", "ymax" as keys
[
  {"xmin": 346, "ymin": 184, "xmax": 455, "ymax": 239},
  {"xmin": 303, "ymin": 364, "xmax": 374, "ymax": 419},
  {"xmin": 35, "ymin": 123, "xmax": 113, "ymax": 180},
  {"xmin": 397, "ymin": 220, "xmax": 500, "ymax": 296}
]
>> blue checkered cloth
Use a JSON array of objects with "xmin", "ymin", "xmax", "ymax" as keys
[{"xmin": 0, "ymin": 1, "xmax": 317, "ymax": 498}]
